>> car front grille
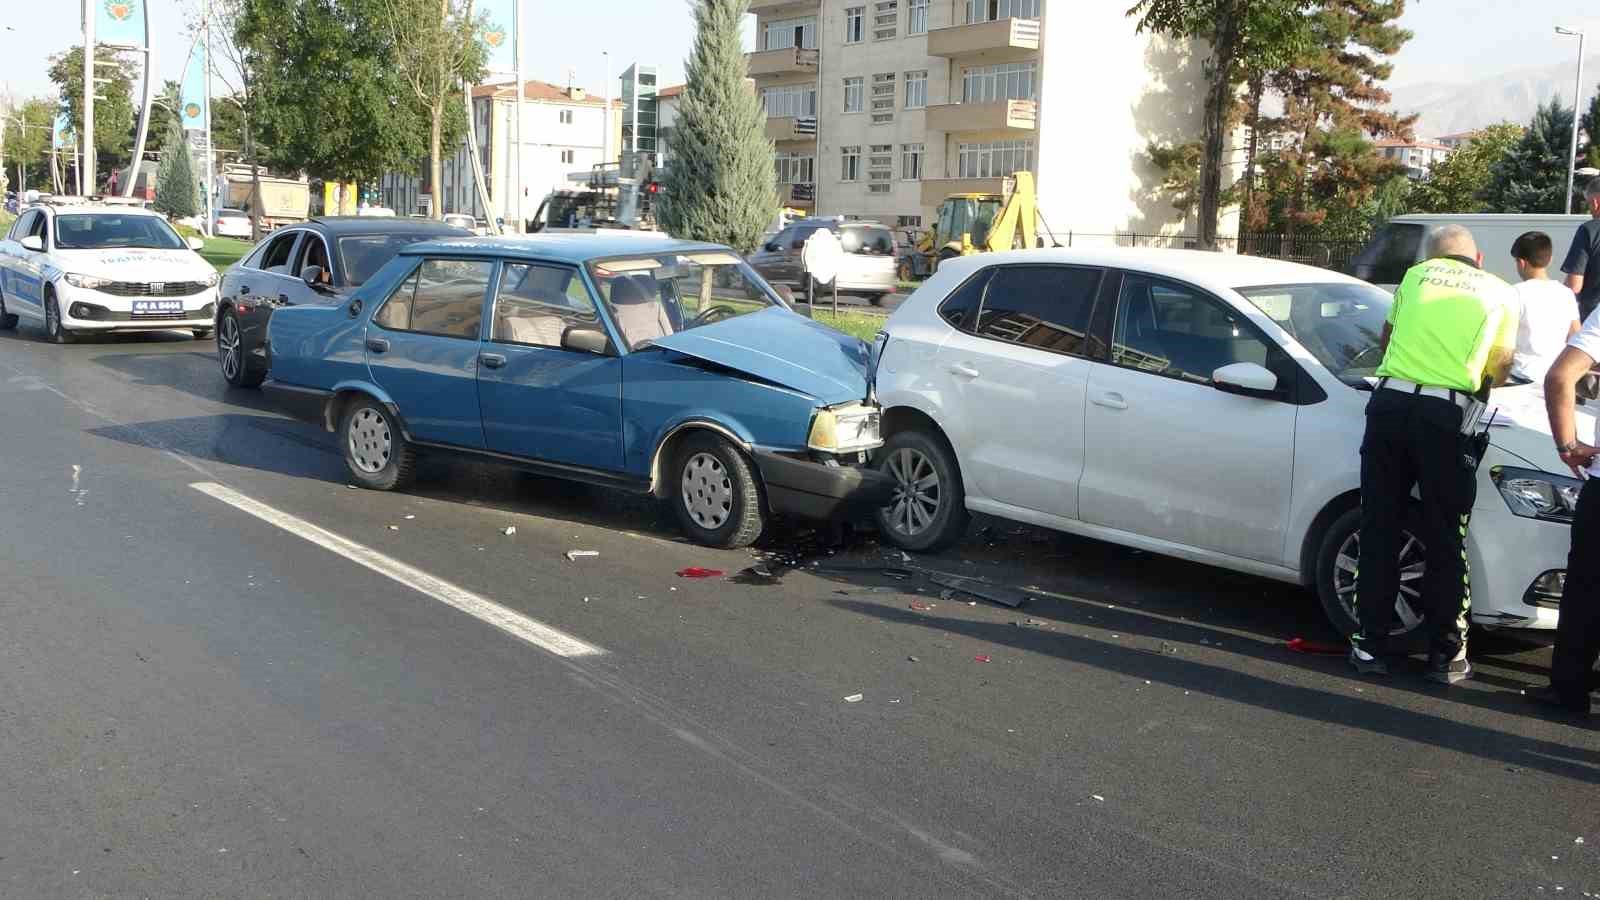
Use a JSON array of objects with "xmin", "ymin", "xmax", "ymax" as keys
[{"xmin": 97, "ymin": 281, "xmax": 210, "ymax": 298}]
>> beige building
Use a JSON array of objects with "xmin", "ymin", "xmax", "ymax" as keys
[{"xmin": 748, "ymin": 0, "xmax": 1230, "ymax": 239}]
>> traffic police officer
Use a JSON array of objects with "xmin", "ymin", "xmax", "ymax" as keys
[{"xmin": 1351, "ymin": 225, "xmax": 1518, "ymax": 683}]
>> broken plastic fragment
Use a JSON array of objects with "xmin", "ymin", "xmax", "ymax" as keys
[
  {"xmin": 1286, "ymin": 636, "xmax": 1345, "ymax": 655},
  {"xmin": 909, "ymin": 600, "xmax": 934, "ymax": 611},
  {"xmin": 1091, "ymin": 795, "xmax": 1105, "ymax": 802},
  {"xmin": 974, "ymin": 655, "xmax": 991, "ymax": 663},
  {"xmin": 566, "ymin": 550, "xmax": 599, "ymax": 561},
  {"xmin": 676, "ymin": 567, "xmax": 724, "ymax": 578},
  {"xmin": 404, "ymin": 514, "xmax": 415, "ymax": 520},
  {"xmin": 844, "ymin": 693, "xmax": 863, "ymax": 703},
  {"xmin": 503, "ymin": 526, "xmax": 517, "ymax": 536},
  {"xmin": 386, "ymin": 525, "xmax": 399, "ymax": 531}
]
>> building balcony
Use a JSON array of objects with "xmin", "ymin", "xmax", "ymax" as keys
[
  {"xmin": 920, "ymin": 176, "xmax": 1011, "ymax": 207},
  {"xmin": 779, "ymin": 183, "xmax": 815, "ymax": 208},
  {"xmin": 925, "ymin": 100, "xmax": 1037, "ymax": 134},
  {"xmin": 765, "ymin": 115, "xmax": 818, "ymax": 143},
  {"xmin": 746, "ymin": 46, "xmax": 820, "ymax": 79},
  {"xmin": 927, "ymin": 17, "xmax": 1041, "ymax": 61},
  {"xmin": 749, "ymin": 0, "xmax": 819, "ymax": 11}
]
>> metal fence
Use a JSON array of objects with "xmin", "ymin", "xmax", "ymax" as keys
[{"xmin": 1049, "ymin": 231, "xmax": 1369, "ymax": 273}]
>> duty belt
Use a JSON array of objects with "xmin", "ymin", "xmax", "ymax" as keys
[{"xmin": 1377, "ymin": 377, "xmax": 1474, "ymax": 409}]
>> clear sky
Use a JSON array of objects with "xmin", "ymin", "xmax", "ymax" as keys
[{"xmin": 0, "ymin": 0, "xmax": 1595, "ymax": 105}]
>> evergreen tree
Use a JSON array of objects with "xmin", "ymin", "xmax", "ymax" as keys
[
  {"xmin": 660, "ymin": 0, "xmax": 777, "ymax": 251},
  {"xmin": 152, "ymin": 118, "xmax": 198, "ymax": 220},
  {"xmin": 1484, "ymin": 98, "xmax": 1576, "ymax": 214}
]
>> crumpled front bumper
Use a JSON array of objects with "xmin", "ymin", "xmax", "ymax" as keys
[{"xmin": 754, "ymin": 451, "xmax": 894, "ymax": 521}]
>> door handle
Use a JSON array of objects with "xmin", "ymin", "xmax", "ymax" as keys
[
  {"xmin": 366, "ymin": 338, "xmax": 390, "ymax": 354},
  {"xmin": 948, "ymin": 363, "xmax": 980, "ymax": 379},
  {"xmin": 480, "ymin": 352, "xmax": 507, "ymax": 369},
  {"xmin": 1092, "ymin": 391, "xmax": 1128, "ymax": 410},
  {"xmin": 239, "ymin": 285, "xmax": 251, "ymax": 295},
  {"xmin": 278, "ymin": 293, "xmax": 291, "ymax": 305}
]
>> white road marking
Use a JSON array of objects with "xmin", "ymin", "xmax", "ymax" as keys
[{"xmin": 189, "ymin": 482, "xmax": 605, "ymax": 658}]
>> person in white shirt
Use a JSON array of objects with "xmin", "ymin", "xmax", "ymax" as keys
[
  {"xmin": 1538, "ymin": 309, "xmax": 1600, "ymax": 719},
  {"xmin": 1510, "ymin": 231, "xmax": 1581, "ymax": 384}
]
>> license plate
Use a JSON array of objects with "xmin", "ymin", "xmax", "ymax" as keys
[{"xmin": 132, "ymin": 299, "xmax": 184, "ymax": 315}]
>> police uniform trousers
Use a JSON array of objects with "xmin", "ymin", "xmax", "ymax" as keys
[{"xmin": 1550, "ymin": 479, "xmax": 1600, "ymax": 708}]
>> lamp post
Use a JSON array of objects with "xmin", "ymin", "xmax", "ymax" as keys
[{"xmin": 1556, "ymin": 26, "xmax": 1586, "ymax": 213}]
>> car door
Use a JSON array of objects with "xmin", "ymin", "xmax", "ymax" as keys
[
  {"xmin": 933, "ymin": 263, "xmax": 1102, "ymax": 518},
  {"xmin": 365, "ymin": 256, "xmax": 494, "ymax": 449},
  {"xmin": 477, "ymin": 260, "xmax": 624, "ymax": 471},
  {"xmin": 288, "ymin": 230, "xmax": 335, "ymax": 306},
  {"xmin": 749, "ymin": 226, "xmax": 796, "ymax": 286},
  {"xmin": 1078, "ymin": 272, "xmax": 1297, "ymax": 565},
  {"xmin": 0, "ymin": 211, "xmax": 45, "ymax": 318}
]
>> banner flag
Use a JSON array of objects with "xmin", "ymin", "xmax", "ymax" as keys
[
  {"xmin": 179, "ymin": 38, "xmax": 208, "ymax": 132},
  {"xmin": 96, "ymin": 0, "xmax": 147, "ymax": 49}
]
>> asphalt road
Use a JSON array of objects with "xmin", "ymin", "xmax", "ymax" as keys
[{"xmin": 0, "ymin": 322, "xmax": 1595, "ymax": 899}]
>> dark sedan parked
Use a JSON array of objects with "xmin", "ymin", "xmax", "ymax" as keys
[{"xmin": 216, "ymin": 216, "xmax": 469, "ymax": 387}]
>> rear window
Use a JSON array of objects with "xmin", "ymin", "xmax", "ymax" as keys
[
  {"xmin": 338, "ymin": 233, "xmax": 450, "ymax": 287},
  {"xmin": 1348, "ymin": 223, "xmax": 1424, "ymax": 285},
  {"xmin": 841, "ymin": 225, "xmax": 894, "ymax": 255}
]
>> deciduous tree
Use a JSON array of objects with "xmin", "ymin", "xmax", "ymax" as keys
[
  {"xmin": 2, "ymin": 98, "xmax": 57, "ymax": 193},
  {"xmin": 1408, "ymin": 123, "xmax": 1521, "ymax": 214},
  {"xmin": 378, "ymin": 0, "xmax": 485, "ymax": 220},
  {"xmin": 48, "ymin": 46, "xmax": 138, "ymax": 179}
]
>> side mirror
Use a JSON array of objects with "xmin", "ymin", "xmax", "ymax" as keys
[
  {"xmin": 187, "ymin": 236, "xmax": 205, "ymax": 251},
  {"xmin": 562, "ymin": 326, "xmax": 611, "ymax": 355},
  {"xmin": 763, "ymin": 242, "xmax": 778, "ymax": 253},
  {"xmin": 1212, "ymin": 362, "xmax": 1279, "ymax": 399},
  {"xmin": 347, "ymin": 298, "xmax": 363, "ymax": 318},
  {"xmin": 301, "ymin": 265, "xmax": 328, "ymax": 291},
  {"xmin": 19, "ymin": 235, "xmax": 43, "ymax": 252}
]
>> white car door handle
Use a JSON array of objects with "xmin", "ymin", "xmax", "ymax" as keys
[
  {"xmin": 1092, "ymin": 391, "xmax": 1128, "ymax": 410},
  {"xmin": 948, "ymin": 363, "xmax": 980, "ymax": 379}
]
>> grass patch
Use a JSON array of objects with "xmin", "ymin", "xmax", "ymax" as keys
[
  {"xmin": 809, "ymin": 309, "xmax": 886, "ymax": 342},
  {"xmin": 200, "ymin": 237, "xmax": 253, "ymax": 272}
]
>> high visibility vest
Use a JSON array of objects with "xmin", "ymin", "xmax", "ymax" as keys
[{"xmin": 1377, "ymin": 257, "xmax": 1518, "ymax": 393}]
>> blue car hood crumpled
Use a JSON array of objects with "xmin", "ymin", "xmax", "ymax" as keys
[{"xmin": 649, "ymin": 307, "xmax": 872, "ymax": 406}]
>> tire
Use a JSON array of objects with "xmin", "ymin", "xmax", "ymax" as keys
[
  {"xmin": 340, "ymin": 399, "xmax": 416, "ymax": 491},
  {"xmin": 0, "ymin": 288, "xmax": 17, "ymax": 330},
  {"xmin": 192, "ymin": 328, "xmax": 214, "ymax": 339},
  {"xmin": 1314, "ymin": 505, "xmax": 1428, "ymax": 641},
  {"xmin": 671, "ymin": 432, "xmax": 765, "ymax": 548},
  {"xmin": 217, "ymin": 310, "xmax": 265, "ymax": 388},
  {"xmin": 897, "ymin": 260, "xmax": 914, "ymax": 282},
  {"xmin": 867, "ymin": 293, "xmax": 889, "ymax": 307},
  {"xmin": 873, "ymin": 428, "xmax": 969, "ymax": 553},
  {"xmin": 43, "ymin": 293, "xmax": 74, "ymax": 344}
]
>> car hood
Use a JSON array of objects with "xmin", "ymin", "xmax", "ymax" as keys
[
  {"xmin": 1484, "ymin": 382, "xmax": 1598, "ymax": 474},
  {"xmin": 650, "ymin": 307, "xmax": 872, "ymax": 406},
  {"xmin": 53, "ymin": 247, "xmax": 213, "ymax": 281}
]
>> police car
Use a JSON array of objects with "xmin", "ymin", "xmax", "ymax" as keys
[{"xmin": 0, "ymin": 200, "xmax": 220, "ymax": 343}]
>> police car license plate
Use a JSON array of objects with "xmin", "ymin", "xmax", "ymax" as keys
[{"xmin": 132, "ymin": 299, "xmax": 184, "ymax": 315}]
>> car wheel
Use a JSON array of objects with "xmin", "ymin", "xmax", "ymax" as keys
[
  {"xmin": 0, "ymin": 289, "xmax": 17, "ymax": 330},
  {"xmin": 672, "ymin": 432, "xmax": 765, "ymax": 549},
  {"xmin": 44, "ymin": 293, "xmax": 74, "ymax": 344},
  {"xmin": 217, "ymin": 310, "xmax": 265, "ymax": 388},
  {"xmin": 340, "ymin": 400, "xmax": 416, "ymax": 491},
  {"xmin": 867, "ymin": 293, "xmax": 889, "ymax": 307},
  {"xmin": 873, "ymin": 428, "xmax": 969, "ymax": 552},
  {"xmin": 897, "ymin": 260, "xmax": 914, "ymax": 282},
  {"xmin": 192, "ymin": 328, "xmax": 214, "ymax": 339},
  {"xmin": 1314, "ymin": 506, "xmax": 1428, "ymax": 641}
]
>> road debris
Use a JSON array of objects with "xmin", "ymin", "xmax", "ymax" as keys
[
  {"xmin": 1286, "ymin": 636, "xmax": 1345, "ymax": 656},
  {"xmin": 404, "ymin": 514, "xmax": 415, "ymax": 520},
  {"xmin": 386, "ymin": 525, "xmax": 399, "ymax": 531},
  {"xmin": 974, "ymin": 655, "xmax": 991, "ymax": 663},
  {"xmin": 502, "ymin": 526, "xmax": 517, "ymax": 536},
  {"xmin": 844, "ymin": 694, "xmax": 863, "ymax": 703},
  {"xmin": 909, "ymin": 600, "xmax": 935, "ymax": 612},
  {"xmin": 566, "ymin": 550, "xmax": 599, "ymax": 561},
  {"xmin": 928, "ymin": 573, "xmax": 1028, "ymax": 609},
  {"xmin": 907, "ymin": 655, "xmax": 919, "ymax": 662},
  {"xmin": 1091, "ymin": 795, "xmax": 1105, "ymax": 802},
  {"xmin": 732, "ymin": 565, "xmax": 782, "ymax": 585},
  {"xmin": 676, "ymin": 567, "xmax": 724, "ymax": 578}
]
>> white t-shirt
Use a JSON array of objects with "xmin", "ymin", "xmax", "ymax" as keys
[
  {"xmin": 1566, "ymin": 306, "xmax": 1600, "ymax": 476},
  {"xmin": 1511, "ymin": 278, "xmax": 1580, "ymax": 383}
]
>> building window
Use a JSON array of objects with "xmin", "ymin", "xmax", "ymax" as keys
[
  {"xmin": 904, "ymin": 70, "xmax": 927, "ymax": 109},
  {"xmin": 962, "ymin": 61, "xmax": 1038, "ymax": 103},
  {"xmin": 873, "ymin": 1, "xmax": 898, "ymax": 40},
  {"xmin": 957, "ymin": 139, "xmax": 1034, "ymax": 178},
  {"xmin": 896, "ymin": 214, "xmax": 923, "ymax": 227},
  {"xmin": 762, "ymin": 84, "xmax": 818, "ymax": 118},
  {"xmin": 774, "ymin": 151, "xmax": 816, "ymax": 185},
  {"xmin": 762, "ymin": 15, "xmax": 818, "ymax": 50},
  {"xmin": 868, "ymin": 145, "xmax": 894, "ymax": 193},
  {"xmin": 844, "ymin": 6, "xmax": 865, "ymax": 43},
  {"xmin": 871, "ymin": 73, "xmax": 896, "ymax": 124},
  {"xmin": 964, "ymin": 0, "xmax": 1040, "ymax": 23},
  {"xmin": 901, "ymin": 142, "xmax": 924, "ymax": 180},
  {"xmin": 843, "ymin": 77, "xmax": 864, "ymax": 113},
  {"xmin": 841, "ymin": 145, "xmax": 862, "ymax": 182},
  {"xmin": 561, "ymin": 149, "xmax": 574, "ymax": 164},
  {"xmin": 559, "ymin": 109, "xmax": 573, "ymax": 124},
  {"xmin": 908, "ymin": 0, "xmax": 928, "ymax": 34}
]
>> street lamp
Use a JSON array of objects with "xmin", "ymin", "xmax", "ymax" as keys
[{"xmin": 1556, "ymin": 26, "xmax": 1586, "ymax": 213}]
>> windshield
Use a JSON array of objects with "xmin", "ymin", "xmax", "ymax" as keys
[
  {"xmin": 338, "ymin": 233, "xmax": 451, "ymax": 287},
  {"xmin": 586, "ymin": 251, "xmax": 783, "ymax": 351},
  {"xmin": 1235, "ymin": 282, "xmax": 1393, "ymax": 386},
  {"xmin": 54, "ymin": 214, "xmax": 186, "ymax": 250}
]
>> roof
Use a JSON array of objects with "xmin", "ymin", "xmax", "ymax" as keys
[
  {"xmin": 472, "ymin": 80, "xmax": 622, "ymax": 107},
  {"xmin": 933, "ymin": 247, "xmax": 1364, "ymax": 292},
  {"xmin": 32, "ymin": 202, "xmax": 161, "ymax": 217},
  {"xmin": 658, "ymin": 85, "xmax": 684, "ymax": 99},
  {"xmin": 1374, "ymin": 139, "xmax": 1451, "ymax": 151},
  {"xmin": 305, "ymin": 216, "xmax": 471, "ymax": 237},
  {"xmin": 400, "ymin": 233, "xmax": 730, "ymax": 263}
]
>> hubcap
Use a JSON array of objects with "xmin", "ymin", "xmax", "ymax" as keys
[
  {"xmin": 347, "ymin": 408, "xmax": 392, "ymax": 474},
  {"xmin": 219, "ymin": 316, "xmax": 241, "ymax": 381},
  {"xmin": 1333, "ymin": 529, "xmax": 1426, "ymax": 634},
  {"xmin": 681, "ymin": 452, "xmax": 733, "ymax": 530},
  {"xmin": 46, "ymin": 299, "xmax": 58, "ymax": 335},
  {"xmin": 883, "ymin": 447, "xmax": 941, "ymax": 537}
]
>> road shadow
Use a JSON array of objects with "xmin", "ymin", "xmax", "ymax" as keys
[
  {"xmin": 0, "ymin": 324, "xmax": 202, "ymax": 347},
  {"xmin": 87, "ymin": 346, "xmax": 284, "ymax": 414},
  {"xmin": 831, "ymin": 598, "xmax": 1598, "ymax": 783}
]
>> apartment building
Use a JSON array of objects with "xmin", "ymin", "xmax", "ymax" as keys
[
  {"xmin": 747, "ymin": 0, "xmax": 1226, "ymax": 238},
  {"xmin": 1375, "ymin": 138, "xmax": 1453, "ymax": 179}
]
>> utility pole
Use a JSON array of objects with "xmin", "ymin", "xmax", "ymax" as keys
[
  {"xmin": 81, "ymin": 0, "xmax": 95, "ymax": 195},
  {"xmin": 1558, "ymin": 26, "xmax": 1587, "ymax": 213},
  {"xmin": 602, "ymin": 51, "xmax": 611, "ymax": 168},
  {"xmin": 513, "ymin": 0, "xmax": 524, "ymax": 232}
]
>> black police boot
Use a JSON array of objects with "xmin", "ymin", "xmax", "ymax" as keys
[
  {"xmin": 1348, "ymin": 640, "xmax": 1388, "ymax": 676},
  {"xmin": 1528, "ymin": 684, "xmax": 1592, "ymax": 719},
  {"xmin": 1425, "ymin": 651, "xmax": 1472, "ymax": 685}
]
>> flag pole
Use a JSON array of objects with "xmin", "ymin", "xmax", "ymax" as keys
[{"xmin": 123, "ymin": 2, "xmax": 154, "ymax": 198}]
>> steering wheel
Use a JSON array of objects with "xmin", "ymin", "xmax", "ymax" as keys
[
  {"xmin": 1344, "ymin": 344, "xmax": 1386, "ymax": 372},
  {"xmin": 688, "ymin": 304, "xmax": 738, "ymax": 328}
]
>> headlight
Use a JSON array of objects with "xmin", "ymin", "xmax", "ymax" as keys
[
  {"xmin": 807, "ymin": 403, "xmax": 882, "ymax": 454},
  {"xmin": 1490, "ymin": 466, "xmax": 1584, "ymax": 522},
  {"xmin": 203, "ymin": 271, "xmax": 220, "ymax": 287},
  {"xmin": 64, "ymin": 273, "xmax": 113, "ymax": 290}
]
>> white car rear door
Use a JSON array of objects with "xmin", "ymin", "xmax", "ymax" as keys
[
  {"xmin": 934, "ymin": 263, "xmax": 1102, "ymax": 518},
  {"xmin": 1079, "ymin": 272, "xmax": 1297, "ymax": 565}
]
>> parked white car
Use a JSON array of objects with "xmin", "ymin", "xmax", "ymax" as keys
[
  {"xmin": 873, "ymin": 248, "xmax": 1590, "ymax": 636},
  {"xmin": 0, "ymin": 203, "xmax": 219, "ymax": 342},
  {"xmin": 214, "ymin": 207, "xmax": 253, "ymax": 239},
  {"xmin": 749, "ymin": 218, "xmax": 898, "ymax": 306}
]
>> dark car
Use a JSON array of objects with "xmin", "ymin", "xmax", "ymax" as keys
[{"xmin": 216, "ymin": 216, "xmax": 469, "ymax": 387}]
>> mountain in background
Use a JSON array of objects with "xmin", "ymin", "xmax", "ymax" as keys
[{"xmin": 1391, "ymin": 54, "xmax": 1600, "ymax": 138}]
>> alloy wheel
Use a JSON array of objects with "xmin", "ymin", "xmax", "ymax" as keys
[
  {"xmin": 219, "ymin": 316, "xmax": 241, "ymax": 382},
  {"xmin": 347, "ymin": 408, "xmax": 392, "ymax": 474},
  {"xmin": 1332, "ymin": 528, "xmax": 1426, "ymax": 634},
  {"xmin": 884, "ymin": 447, "xmax": 941, "ymax": 537},
  {"xmin": 680, "ymin": 452, "xmax": 732, "ymax": 530},
  {"xmin": 45, "ymin": 297, "xmax": 60, "ymax": 337}
]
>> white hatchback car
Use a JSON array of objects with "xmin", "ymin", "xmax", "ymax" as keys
[
  {"xmin": 873, "ymin": 248, "xmax": 1591, "ymax": 636},
  {"xmin": 0, "ymin": 203, "xmax": 219, "ymax": 342}
]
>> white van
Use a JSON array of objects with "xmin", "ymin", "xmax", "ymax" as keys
[{"xmin": 1348, "ymin": 213, "xmax": 1591, "ymax": 288}]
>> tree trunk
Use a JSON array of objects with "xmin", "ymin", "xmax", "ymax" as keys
[
  {"xmin": 1198, "ymin": 0, "xmax": 1242, "ymax": 251},
  {"xmin": 1242, "ymin": 73, "xmax": 1264, "ymax": 230},
  {"xmin": 245, "ymin": 114, "xmax": 263, "ymax": 242},
  {"xmin": 429, "ymin": 101, "xmax": 444, "ymax": 220}
]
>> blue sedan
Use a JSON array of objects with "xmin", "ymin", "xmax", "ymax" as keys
[{"xmin": 260, "ymin": 234, "xmax": 892, "ymax": 547}]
